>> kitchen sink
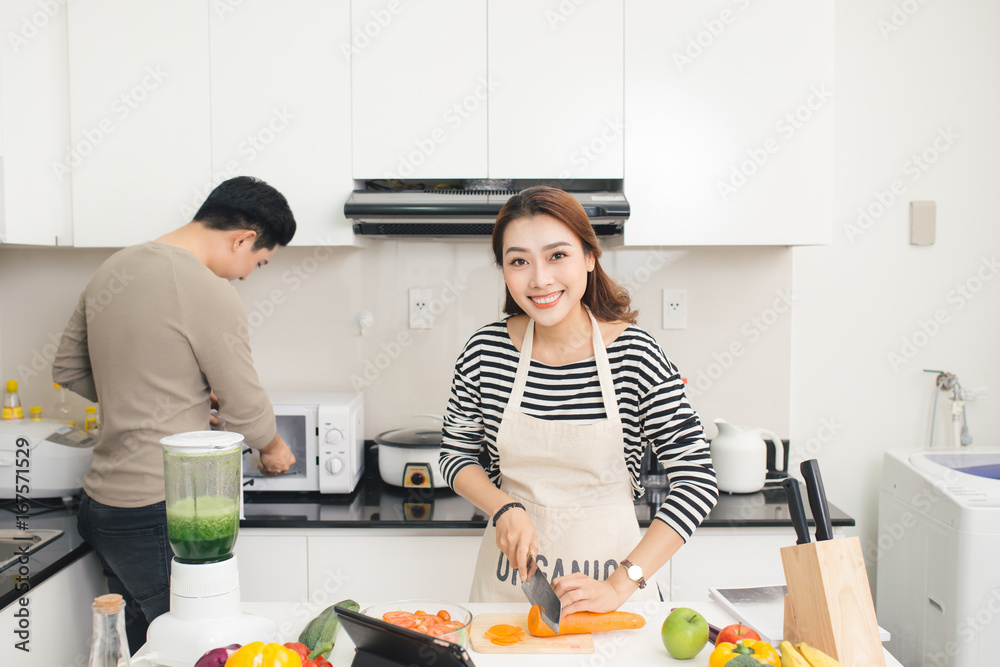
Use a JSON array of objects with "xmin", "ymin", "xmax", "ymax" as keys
[{"xmin": 0, "ymin": 529, "xmax": 63, "ymax": 573}]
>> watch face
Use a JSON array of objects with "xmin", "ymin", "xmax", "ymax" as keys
[{"xmin": 627, "ymin": 564, "xmax": 642, "ymax": 580}]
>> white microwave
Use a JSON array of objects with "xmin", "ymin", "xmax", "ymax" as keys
[{"xmin": 242, "ymin": 392, "xmax": 364, "ymax": 494}]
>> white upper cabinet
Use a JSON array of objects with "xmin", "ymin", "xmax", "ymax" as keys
[
  {"xmin": 210, "ymin": 0, "xmax": 355, "ymax": 246},
  {"xmin": 488, "ymin": 0, "xmax": 624, "ymax": 180},
  {"xmin": 351, "ymin": 0, "xmax": 488, "ymax": 181},
  {"xmin": 0, "ymin": 0, "xmax": 73, "ymax": 246},
  {"xmin": 67, "ymin": 0, "xmax": 212, "ymax": 248},
  {"xmin": 624, "ymin": 0, "xmax": 834, "ymax": 246},
  {"xmin": 350, "ymin": 0, "xmax": 624, "ymax": 181}
]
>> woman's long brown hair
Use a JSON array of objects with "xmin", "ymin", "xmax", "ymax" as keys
[{"xmin": 491, "ymin": 186, "xmax": 637, "ymax": 324}]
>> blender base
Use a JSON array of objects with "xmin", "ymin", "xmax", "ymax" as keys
[{"xmin": 144, "ymin": 556, "xmax": 278, "ymax": 667}]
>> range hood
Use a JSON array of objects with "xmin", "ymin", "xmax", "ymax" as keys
[{"xmin": 345, "ymin": 189, "xmax": 628, "ymax": 237}]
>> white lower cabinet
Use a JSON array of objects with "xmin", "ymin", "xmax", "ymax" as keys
[
  {"xmin": 234, "ymin": 532, "xmax": 310, "ymax": 603},
  {"xmin": 237, "ymin": 529, "xmax": 482, "ymax": 604},
  {"xmin": 0, "ymin": 550, "xmax": 105, "ymax": 666},
  {"xmin": 237, "ymin": 527, "xmax": 815, "ymax": 605},
  {"xmin": 668, "ymin": 527, "xmax": 841, "ymax": 602}
]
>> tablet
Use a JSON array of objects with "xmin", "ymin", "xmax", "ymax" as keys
[{"xmin": 333, "ymin": 605, "xmax": 477, "ymax": 667}]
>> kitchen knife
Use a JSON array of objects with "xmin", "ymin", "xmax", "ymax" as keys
[
  {"xmin": 521, "ymin": 553, "xmax": 561, "ymax": 634},
  {"xmin": 800, "ymin": 459, "xmax": 834, "ymax": 541},
  {"xmin": 782, "ymin": 478, "xmax": 811, "ymax": 545}
]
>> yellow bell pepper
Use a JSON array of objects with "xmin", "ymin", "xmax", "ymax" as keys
[
  {"xmin": 225, "ymin": 642, "xmax": 302, "ymax": 667},
  {"xmin": 709, "ymin": 639, "xmax": 781, "ymax": 667}
]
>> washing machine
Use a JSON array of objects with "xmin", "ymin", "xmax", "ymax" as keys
[{"xmin": 878, "ymin": 447, "xmax": 1000, "ymax": 667}]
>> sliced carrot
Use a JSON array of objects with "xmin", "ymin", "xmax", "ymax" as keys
[
  {"xmin": 486, "ymin": 624, "xmax": 522, "ymax": 637},
  {"xmin": 489, "ymin": 635, "xmax": 521, "ymax": 646}
]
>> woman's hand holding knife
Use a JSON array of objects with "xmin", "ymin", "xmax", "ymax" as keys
[{"xmin": 453, "ymin": 466, "xmax": 538, "ymax": 581}]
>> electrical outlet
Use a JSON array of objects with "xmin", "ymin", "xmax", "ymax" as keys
[
  {"xmin": 409, "ymin": 288, "xmax": 433, "ymax": 329},
  {"xmin": 662, "ymin": 288, "xmax": 686, "ymax": 330}
]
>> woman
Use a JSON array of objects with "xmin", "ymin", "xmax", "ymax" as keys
[{"xmin": 440, "ymin": 186, "xmax": 718, "ymax": 614}]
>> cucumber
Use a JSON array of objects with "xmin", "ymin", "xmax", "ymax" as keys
[{"xmin": 298, "ymin": 599, "xmax": 360, "ymax": 657}]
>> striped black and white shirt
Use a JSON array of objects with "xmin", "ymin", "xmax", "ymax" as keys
[{"xmin": 440, "ymin": 319, "xmax": 719, "ymax": 541}]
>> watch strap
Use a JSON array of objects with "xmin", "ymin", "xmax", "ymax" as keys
[{"xmin": 620, "ymin": 558, "xmax": 647, "ymax": 589}]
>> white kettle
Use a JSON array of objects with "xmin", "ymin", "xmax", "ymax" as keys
[{"xmin": 711, "ymin": 418, "xmax": 786, "ymax": 493}]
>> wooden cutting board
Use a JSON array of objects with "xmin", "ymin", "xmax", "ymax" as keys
[{"xmin": 468, "ymin": 612, "xmax": 594, "ymax": 654}]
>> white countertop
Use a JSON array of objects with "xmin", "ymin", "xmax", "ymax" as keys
[{"xmin": 207, "ymin": 600, "xmax": 903, "ymax": 667}]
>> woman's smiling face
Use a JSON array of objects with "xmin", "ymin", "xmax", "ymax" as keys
[{"xmin": 501, "ymin": 214, "xmax": 594, "ymax": 327}]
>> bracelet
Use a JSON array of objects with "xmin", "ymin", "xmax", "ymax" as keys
[{"xmin": 492, "ymin": 502, "xmax": 525, "ymax": 527}]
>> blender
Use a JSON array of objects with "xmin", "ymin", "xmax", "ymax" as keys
[{"xmin": 145, "ymin": 431, "xmax": 276, "ymax": 666}]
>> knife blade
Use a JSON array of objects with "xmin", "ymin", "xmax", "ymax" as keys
[
  {"xmin": 800, "ymin": 459, "xmax": 834, "ymax": 541},
  {"xmin": 782, "ymin": 478, "xmax": 811, "ymax": 545},
  {"xmin": 520, "ymin": 553, "xmax": 560, "ymax": 634}
]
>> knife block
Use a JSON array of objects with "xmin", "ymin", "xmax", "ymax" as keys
[{"xmin": 779, "ymin": 536, "xmax": 885, "ymax": 667}]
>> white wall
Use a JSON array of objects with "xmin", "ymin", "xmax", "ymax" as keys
[{"xmin": 791, "ymin": 0, "xmax": 1000, "ymax": 584}]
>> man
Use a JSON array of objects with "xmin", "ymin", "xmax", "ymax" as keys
[{"xmin": 54, "ymin": 176, "xmax": 297, "ymax": 652}]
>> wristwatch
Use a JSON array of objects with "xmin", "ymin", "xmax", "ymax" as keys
[{"xmin": 620, "ymin": 559, "xmax": 647, "ymax": 589}]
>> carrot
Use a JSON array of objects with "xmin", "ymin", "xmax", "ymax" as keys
[
  {"xmin": 526, "ymin": 605, "xmax": 646, "ymax": 637},
  {"xmin": 486, "ymin": 624, "xmax": 522, "ymax": 637},
  {"xmin": 489, "ymin": 635, "xmax": 522, "ymax": 646}
]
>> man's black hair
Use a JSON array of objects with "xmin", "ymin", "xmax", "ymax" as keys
[{"xmin": 194, "ymin": 176, "xmax": 296, "ymax": 249}]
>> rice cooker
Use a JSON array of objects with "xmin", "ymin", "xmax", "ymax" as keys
[
  {"xmin": 0, "ymin": 420, "xmax": 97, "ymax": 499},
  {"xmin": 375, "ymin": 421, "xmax": 448, "ymax": 489}
]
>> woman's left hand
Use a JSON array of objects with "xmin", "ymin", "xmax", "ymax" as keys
[{"xmin": 551, "ymin": 573, "xmax": 629, "ymax": 615}]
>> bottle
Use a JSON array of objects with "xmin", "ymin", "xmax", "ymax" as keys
[
  {"xmin": 29, "ymin": 406, "xmax": 43, "ymax": 421},
  {"xmin": 52, "ymin": 383, "xmax": 77, "ymax": 427},
  {"xmin": 85, "ymin": 406, "xmax": 99, "ymax": 433},
  {"xmin": 2, "ymin": 380, "xmax": 24, "ymax": 420},
  {"xmin": 88, "ymin": 594, "xmax": 130, "ymax": 667}
]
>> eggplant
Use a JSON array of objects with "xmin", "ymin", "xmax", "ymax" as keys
[{"xmin": 193, "ymin": 643, "xmax": 241, "ymax": 667}]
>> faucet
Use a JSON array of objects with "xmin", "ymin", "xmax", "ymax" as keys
[{"xmin": 925, "ymin": 370, "xmax": 973, "ymax": 447}]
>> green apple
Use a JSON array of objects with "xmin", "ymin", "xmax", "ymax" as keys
[{"xmin": 661, "ymin": 607, "xmax": 710, "ymax": 659}]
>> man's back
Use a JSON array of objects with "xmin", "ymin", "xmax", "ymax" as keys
[{"xmin": 55, "ymin": 241, "xmax": 274, "ymax": 507}]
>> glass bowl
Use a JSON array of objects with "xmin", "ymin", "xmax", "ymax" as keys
[{"xmin": 363, "ymin": 599, "xmax": 473, "ymax": 647}]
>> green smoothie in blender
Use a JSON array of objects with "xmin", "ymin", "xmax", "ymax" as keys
[{"xmin": 166, "ymin": 496, "xmax": 238, "ymax": 562}]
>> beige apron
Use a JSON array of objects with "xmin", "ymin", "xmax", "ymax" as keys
[{"xmin": 470, "ymin": 310, "xmax": 659, "ymax": 603}]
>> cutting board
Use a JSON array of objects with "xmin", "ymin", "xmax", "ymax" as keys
[{"xmin": 468, "ymin": 613, "xmax": 594, "ymax": 654}]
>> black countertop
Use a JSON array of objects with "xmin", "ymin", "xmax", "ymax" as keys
[
  {"xmin": 0, "ymin": 496, "xmax": 92, "ymax": 610},
  {"xmin": 242, "ymin": 469, "xmax": 854, "ymax": 532}
]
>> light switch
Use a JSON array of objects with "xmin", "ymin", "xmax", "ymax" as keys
[{"xmin": 910, "ymin": 201, "xmax": 936, "ymax": 245}]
